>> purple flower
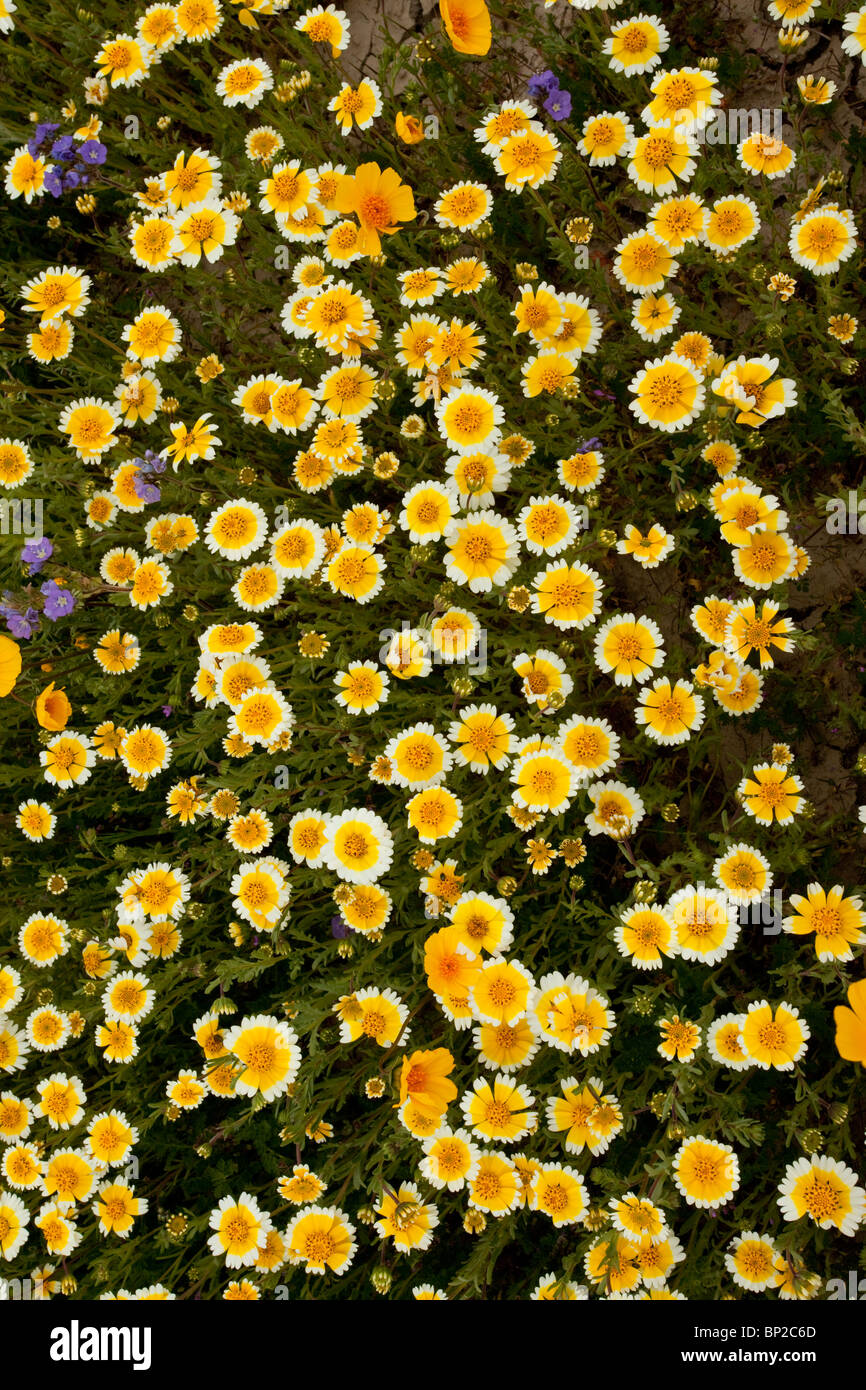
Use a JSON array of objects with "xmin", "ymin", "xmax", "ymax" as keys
[
  {"xmin": 28, "ymin": 121, "xmax": 59, "ymax": 155},
  {"xmin": 544, "ymin": 88, "xmax": 572, "ymax": 121},
  {"xmin": 528, "ymin": 69, "xmax": 559, "ymax": 99},
  {"xmin": 78, "ymin": 139, "xmax": 107, "ymax": 166},
  {"xmin": 5, "ymin": 604, "xmax": 39, "ymax": 638},
  {"xmin": 43, "ymin": 166, "xmax": 64, "ymax": 198},
  {"xmin": 21, "ymin": 538, "xmax": 53, "ymax": 574},
  {"xmin": 50, "ymin": 135, "xmax": 76, "ymax": 161},
  {"xmin": 579, "ymin": 437, "xmax": 602, "ymax": 452},
  {"xmin": 62, "ymin": 168, "xmax": 82, "ymax": 191},
  {"xmin": 40, "ymin": 582, "xmax": 76, "ymax": 620},
  {"xmin": 133, "ymin": 477, "xmax": 160, "ymax": 504},
  {"xmin": 331, "ymin": 915, "xmax": 349, "ymax": 939},
  {"xmin": 162, "ymin": 705, "xmax": 173, "ymax": 718}
]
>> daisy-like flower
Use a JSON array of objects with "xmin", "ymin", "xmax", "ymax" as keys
[
  {"xmin": 222, "ymin": 1015, "xmax": 301, "ymax": 1101},
  {"xmin": 713, "ymin": 843, "xmax": 772, "ymax": 905},
  {"xmin": 171, "ymin": 197, "xmax": 239, "ymax": 266},
  {"xmin": 635, "ymin": 677, "xmax": 704, "ymax": 745},
  {"xmin": 40, "ymin": 732, "xmax": 95, "ymax": 788},
  {"xmin": 519, "ymin": 500, "xmax": 580, "ymax": 562},
  {"xmin": 614, "ymin": 231, "xmax": 677, "ymax": 293},
  {"xmin": 295, "ymin": 4, "xmax": 350, "ymax": 57},
  {"xmin": 0, "ymin": 1190, "xmax": 29, "ymax": 1260},
  {"xmin": 0, "ymin": 1093, "xmax": 32, "ymax": 1144},
  {"xmin": 789, "ymin": 206, "xmax": 858, "ymax": 275},
  {"xmin": 643, "ymin": 65, "xmax": 720, "ymax": 129},
  {"xmin": 461, "ymin": 1074, "xmax": 536, "ymax": 1145},
  {"xmin": 797, "ymin": 74, "xmax": 836, "ymax": 104},
  {"xmin": 285, "ymin": 1205, "xmax": 356, "ymax": 1275},
  {"xmin": 521, "ymin": 350, "xmax": 576, "ymax": 398},
  {"xmin": 725, "ymin": 1232, "xmax": 780, "ymax": 1292},
  {"xmin": 579, "ymin": 111, "xmax": 634, "ymax": 165},
  {"xmin": 494, "ymin": 122, "xmax": 562, "ymax": 189},
  {"xmin": 216, "ymin": 57, "xmax": 273, "ymax": 108},
  {"xmin": 36, "ymin": 1073, "xmax": 86, "ymax": 1131},
  {"xmin": 335, "ymin": 984, "xmax": 408, "ymax": 1045},
  {"xmin": 610, "ymin": 1193, "xmax": 670, "ymax": 1246},
  {"xmin": 842, "ymin": 4, "xmax": 866, "ymax": 59},
  {"xmin": 557, "ymin": 715, "xmax": 619, "ymax": 784},
  {"xmin": 529, "ymin": 1163, "xmax": 589, "ymax": 1226},
  {"xmin": 204, "ymin": 499, "xmax": 268, "ymax": 561},
  {"xmin": 511, "ymin": 746, "xmax": 578, "ymax": 815},
  {"xmin": 0, "ymin": 1017, "xmax": 30, "ymax": 1076},
  {"xmin": 585, "ymin": 780, "xmax": 645, "ymax": 839},
  {"xmin": 407, "ymin": 787, "xmax": 464, "ymax": 845},
  {"xmin": 123, "ymin": 305, "xmax": 182, "ymax": 365},
  {"xmin": 334, "ymin": 661, "xmax": 389, "ymax": 715},
  {"xmin": 323, "ymin": 809, "xmax": 393, "ymax": 883},
  {"xmin": 531, "ymin": 561, "xmax": 602, "ymax": 631},
  {"xmin": 0, "ymin": 440, "xmax": 33, "ymax": 494},
  {"xmin": 738, "ymin": 762, "xmax": 804, "ymax": 824},
  {"xmin": 658, "ymin": 1015, "xmax": 701, "ymax": 1062},
  {"xmin": 707, "ymin": 1013, "xmax": 752, "ymax": 1070},
  {"xmin": 326, "ymin": 544, "xmax": 385, "ymax": 603},
  {"xmin": 434, "ymin": 182, "xmax": 492, "ymax": 229},
  {"xmin": 230, "ymin": 859, "xmax": 291, "ymax": 929},
  {"xmin": 5, "ymin": 146, "xmax": 45, "ymax": 203},
  {"xmin": 667, "ymin": 884, "xmax": 739, "ymax": 964},
  {"xmin": 629, "ymin": 353, "xmax": 705, "ymax": 432},
  {"xmin": 778, "ymin": 1155, "xmax": 865, "ymax": 1236},
  {"xmin": 617, "ymin": 522, "xmax": 675, "ymax": 566},
  {"xmin": 725, "ymin": 598, "xmax": 794, "ymax": 667},
  {"xmin": 16, "ymin": 800, "xmax": 56, "ymax": 842},
  {"xmin": 119, "ymin": 725, "xmax": 171, "ymax": 782},
  {"xmin": 648, "ymin": 194, "xmax": 708, "ymax": 251},
  {"xmin": 448, "ymin": 704, "xmax": 514, "ymax": 773},
  {"xmin": 436, "ymin": 386, "xmax": 503, "ymax": 455},
  {"xmin": 604, "ymin": 14, "xmax": 669, "ymax": 74},
  {"xmin": 129, "ymin": 216, "xmax": 176, "ymax": 272},
  {"xmin": 208, "ymin": 1193, "xmax": 272, "ymax": 1268},
  {"xmin": 18, "ymin": 913, "xmax": 68, "ymax": 968},
  {"xmin": 738, "ymin": 131, "xmax": 795, "ymax": 179},
  {"xmin": 470, "ymin": 958, "xmax": 534, "ymax": 1027},
  {"xmin": 732, "ymin": 528, "xmax": 798, "ymax": 590},
  {"xmin": 529, "ymin": 973, "xmax": 614, "ymax": 1055},
  {"xmin": 420, "ymin": 1129, "xmax": 480, "ymax": 1192},
  {"xmin": 375, "ymin": 1182, "xmax": 438, "ymax": 1252},
  {"xmin": 443, "ymin": 511, "xmax": 519, "ymax": 593},
  {"xmin": 546, "ymin": 1077, "xmax": 621, "ymax": 1156},
  {"xmin": 631, "ymin": 293, "xmax": 680, "ymax": 343},
  {"xmin": 627, "ymin": 122, "xmax": 698, "ymax": 196},
  {"xmin": 94, "ymin": 33, "xmax": 153, "ymax": 87},
  {"xmin": 703, "ymin": 195, "xmax": 760, "ymax": 252},
  {"xmin": 673, "ymin": 1135, "xmax": 740, "ymax": 1209},
  {"xmin": 58, "ymin": 398, "xmax": 120, "ymax": 461},
  {"xmin": 384, "ymin": 724, "xmax": 452, "ymax": 790},
  {"xmin": 594, "ymin": 613, "xmax": 664, "ymax": 686},
  {"xmin": 712, "ymin": 354, "xmax": 797, "ymax": 427},
  {"xmin": 614, "ymin": 904, "xmax": 676, "ymax": 970},
  {"xmin": 741, "ymin": 1000, "xmax": 809, "ymax": 1070},
  {"xmin": 783, "ymin": 883, "xmax": 866, "ymax": 962},
  {"xmin": 450, "ymin": 892, "xmax": 514, "ymax": 957}
]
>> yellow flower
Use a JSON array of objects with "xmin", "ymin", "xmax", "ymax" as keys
[
  {"xmin": 439, "ymin": 0, "xmax": 491, "ymax": 55},
  {"xmin": 0, "ymin": 635, "xmax": 22, "ymax": 696},
  {"xmin": 333, "ymin": 162, "xmax": 416, "ymax": 256}
]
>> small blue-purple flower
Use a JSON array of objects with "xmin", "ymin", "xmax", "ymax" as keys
[
  {"xmin": 544, "ymin": 88, "xmax": 572, "ymax": 121},
  {"xmin": 40, "ymin": 582, "xmax": 76, "ymax": 620},
  {"xmin": 78, "ymin": 139, "xmax": 107, "ymax": 166},
  {"xmin": 528, "ymin": 69, "xmax": 559, "ymax": 99}
]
